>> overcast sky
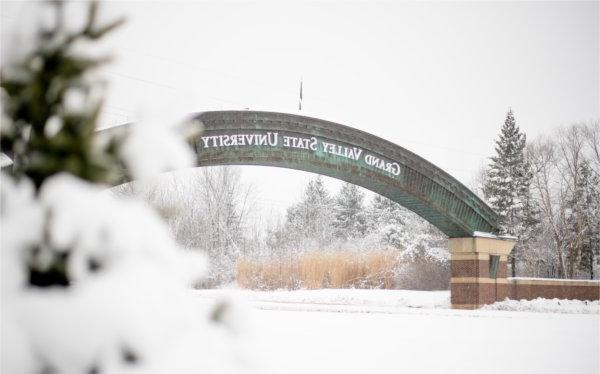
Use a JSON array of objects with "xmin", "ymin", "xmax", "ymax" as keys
[{"xmin": 2, "ymin": 1, "xmax": 599, "ymax": 216}]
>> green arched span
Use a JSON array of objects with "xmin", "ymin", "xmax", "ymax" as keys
[{"xmin": 185, "ymin": 111, "xmax": 498, "ymax": 238}]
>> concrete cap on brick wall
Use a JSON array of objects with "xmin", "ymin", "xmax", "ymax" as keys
[{"xmin": 448, "ymin": 234, "xmax": 516, "ymax": 256}]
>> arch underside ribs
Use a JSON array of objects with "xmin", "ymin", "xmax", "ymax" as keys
[{"xmin": 191, "ymin": 111, "xmax": 499, "ymax": 238}]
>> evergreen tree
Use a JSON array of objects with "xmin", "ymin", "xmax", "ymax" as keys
[
  {"xmin": 1, "ymin": 4, "xmax": 244, "ymax": 373},
  {"xmin": 367, "ymin": 194, "xmax": 447, "ymax": 254},
  {"xmin": 0, "ymin": 1, "xmax": 127, "ymax": 287},
  {"xmin": 1, "ymin": 1, "xmax": 126, "ymax": 189},
  {"xmin": 484, "ymin": 109, "xmax": 538, "ymax": 276},
  {"xmin": 367, "ymin": 194, "xmax": 409, "ymax": 249},
  {"xmin": 332, "ymin": 182, "xmax": 367, "ymax": 239},
  {"xmin": 286, "ymin": 175, "xmax": 334, "ymax": 249}
]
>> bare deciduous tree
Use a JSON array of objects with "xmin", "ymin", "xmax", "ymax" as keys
[
  {"xmin": 524, "ymin": 122, "xmax": 600, "ymax": 279},
  {"xmin": 112, "ymin": 166, "xmax": 256, "ymax": 286}
]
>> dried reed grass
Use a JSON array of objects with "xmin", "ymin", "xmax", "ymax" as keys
[{"xmin": 236, "ymin": 251, "xmax": 397, "ymax": 290}]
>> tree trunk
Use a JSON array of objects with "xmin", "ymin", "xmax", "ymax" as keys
[
  {"xmin": 590, "ymin": 251, "xmax": 594, "ymax": 280},
  {"xmin": 511, "ymin": 254, "xmax": 516, "ymax": 277}
]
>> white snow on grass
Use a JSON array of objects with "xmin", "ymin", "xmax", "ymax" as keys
[
  {"xmin": 249, "ymin": 306, "xmax": 599, "ymax": 374},
  {"xmin": 196, "ymin": 288, "xmax": 600, "ymax": 374},
  {"xmin": 195, "ymin": 289, "xmax": 449, "ymax": 315}
]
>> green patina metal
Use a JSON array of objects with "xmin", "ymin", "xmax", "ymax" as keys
[{"xmin": 189, "ymin": 111, "xmax": 499, "ymax": 238}]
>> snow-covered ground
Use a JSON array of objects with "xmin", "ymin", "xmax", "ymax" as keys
[
  {"xmin": 195, "ymin": 288, "xmax": 599, "ymax": 314},
  {"xmin": 197, "ymin": 289, "xmax": 600, "ymax": 374},
  {"xmin": 196, "ymin": 288, "xmax": 450, "ymax": 311}
]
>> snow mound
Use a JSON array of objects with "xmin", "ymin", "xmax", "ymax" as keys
[{"xmin": 483, "ymin": 298, "xmax": 600, "ymax": 314}]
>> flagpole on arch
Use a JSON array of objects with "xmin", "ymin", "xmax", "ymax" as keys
[{"xmin": 298, "ymin": 78, "xmax": 303, "ymax": 111}]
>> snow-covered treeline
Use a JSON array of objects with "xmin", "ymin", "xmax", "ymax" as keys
[
  {"xmin": 117, "ymin": 171, "xmax": 450, "ymax": 290},
  {"xmin": 263, "ymin": 177, "xmax": 449, "ymax": 290},
  {"xmin": 479, "ymin": 110, "xmax": 600, "ymax": 279}
]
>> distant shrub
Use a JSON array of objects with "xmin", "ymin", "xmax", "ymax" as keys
[{"xmin": 394, "ymin": 257, "xmax": 450, "ymax": 290}]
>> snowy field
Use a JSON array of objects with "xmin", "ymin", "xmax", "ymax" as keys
[{"xmin": 196, "ymin": 289, "xmax": 600, "ymax": 374}]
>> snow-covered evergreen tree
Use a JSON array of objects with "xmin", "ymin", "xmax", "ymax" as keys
[
  {"xmin": 367, "ymin": 195, "xmax": 446, "ymax": 256},
  {"xmin": 286, "ymin": 175, "xmax": 335, "ymax": 250},
  {"xmin": 367, "ymin": 194, "xmax": 410, "ymax": 249},
  {"xmin": 484, "ymin": 109, "xmax": 538, "ymax": 276},
  {"xmin": 0, "ymin": 1, "xmax": 126, "ymax": 189},
  {"xmin": 1, "ymin": 2, "xmax": 247, "ymax": 372},
  {"xmin": 332, "ymin": 182, "xmax": 367, "ymax": 239}
]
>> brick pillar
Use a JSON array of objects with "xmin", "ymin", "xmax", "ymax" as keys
[{"xmin": 449, "ymin": 234, "xmax": 516, "ymax": 309}]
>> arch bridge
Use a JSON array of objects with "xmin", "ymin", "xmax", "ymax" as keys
[{"xmin": 192, "ymin": 110, "xmax": 496, "ymax": 238}]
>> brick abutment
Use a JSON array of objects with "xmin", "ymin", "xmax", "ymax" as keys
[{"xmin": 449, "ymin": 235, "xmax": 599, "ymax": 309}]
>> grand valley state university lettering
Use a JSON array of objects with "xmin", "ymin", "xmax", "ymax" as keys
[{"xmin": 200, "ymin": 132, "xmax": 401, "ymax": 177}]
